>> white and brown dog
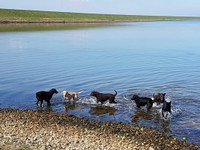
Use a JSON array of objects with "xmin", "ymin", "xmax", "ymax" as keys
[{"xmin": 62, "ymin": 90, "xmax": 83, "ymax": 100}]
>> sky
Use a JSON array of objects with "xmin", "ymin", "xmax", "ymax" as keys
[{"xmin": 0, "ymin": 0, "xmax": 200, "ymax": 17}]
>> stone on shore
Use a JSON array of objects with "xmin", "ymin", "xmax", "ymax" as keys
[{"xmin": 0, "ymin": 108, "xmax": 199, "ymax": 150}]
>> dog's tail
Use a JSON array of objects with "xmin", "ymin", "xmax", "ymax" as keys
[
  {"xmin": 114, "ymin": 90, "xmax": 117, "ymax": 96},
  {"xmin": 77, "ymin": 90, "xmax": 83, "ymax": 94}
]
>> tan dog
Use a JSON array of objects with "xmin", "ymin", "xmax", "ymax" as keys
[{"xmin": 63, "ymin": 90, "xmax": 83, "ymax": 100}]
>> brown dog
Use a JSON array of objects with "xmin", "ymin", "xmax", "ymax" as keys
[
  {"xmin": 90, "ymin": 90, "xmax": 117, "ymax": 104},
  {"xmin": 36, "ymin": 88, "xmax": 58, "ymax": 107},
  {"xmin": 153, "ymin": 93, "xmax": 166, "ymax": 104}
]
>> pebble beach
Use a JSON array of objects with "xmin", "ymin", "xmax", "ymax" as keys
[{"xmin": 0, "ymin": 108, "xmax": 199, "ymax": 150}]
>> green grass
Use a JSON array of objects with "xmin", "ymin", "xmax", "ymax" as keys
[
  {"xmin": 1, "ymin": 9, "xmax": 200, "ymax": 23},
  {"xmin": 1, "ymin": 9, "xmax": 200, "ymax": 32}
]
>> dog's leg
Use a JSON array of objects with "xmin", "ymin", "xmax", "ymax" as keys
[
  {"xmin": 36, "ymin": 96, "xmax": 41, "ymax": 106},
  {"xmin": 165, "ymin": 112, "xmax": 168, "ymax": 119},
  {"xmin": 162, "ymin": 110, "xmax": 165, "ymax": 118},
  {"xmin": 109, "ymin": 99, "xmax": 113, "ymax": 103},
  {"xmin": 64, "ymin": 95, "xmax": 66, "ymax": 100},
  {"xmin": 109, "ymin": 97, "xmax": 117, "ymax": 104},
  {"xmin": 72, "ymin": 94, "xmax": 76, "ymax": 100},
  {"xmin": 36, "ymin": 99, "xmax": 39, "ymax": 106},
  {"xmin": 40, "ymin": 100, "xmax": 44, "ymax": 107},
  {"xmin": 74, "ymin": 94, "xmax": 78, "ymax": 99},
  {"xmin": 98, "ymin": 99, "xmax": 104, "ymax": 104},
  {"xmin": 136, "ymin": 104, "xmax": 141, "ymax": 108},
  {"xmin": 147, "ymin": 102, "xmax": 152, "ymax": 110},
  {"xmin": 47, "ymin": 100, "xmax": 51, "ymax": 106},
  {"xmin": 69, "ymin": 95, "xmax": 73, "ymax": 100}
]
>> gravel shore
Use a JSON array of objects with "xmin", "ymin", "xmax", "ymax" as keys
[{"xmin": 0, "ymin": 108, "xmax": 199, "ymax": 150}]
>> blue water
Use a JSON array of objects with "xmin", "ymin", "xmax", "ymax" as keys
[{"xmin": 0, "ymin": 21, "xmax": 200, "ymax": 145}]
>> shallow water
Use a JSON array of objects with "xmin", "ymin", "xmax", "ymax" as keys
[{"xmin": 0, "ymin": 21, "xmax": 200, "ymax": 145}]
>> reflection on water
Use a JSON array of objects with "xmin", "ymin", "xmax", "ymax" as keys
[
  {"xmin": 89, "ymin": 105, "xmax": 117, "ymax": 116},
  {"xmin": 64, "ymin": 101, "xmax": 82, "ymax": 112},
  {"xmin": 131, "ymin": 109, "xmax": 170, "ymax": 132},
  {"xmin": 0, "ymin": 23, "xmax": 114, "ymax": 32},
  {"xmin": 36, "ymin": 105, "xmax": 53, "ymax": 112},
  {"xmin": 132, "ymin": 109, "xmax": 154, "ymax": 122}
]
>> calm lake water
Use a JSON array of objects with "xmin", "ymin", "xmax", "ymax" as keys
[{"xmin": 0, "ymin": 21, "xmax": 200, "ymax": 145}]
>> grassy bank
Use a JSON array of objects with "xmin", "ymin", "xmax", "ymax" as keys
[{"xmin": 1, "ymin": 9, "xmax": 200, "ymax": 24}]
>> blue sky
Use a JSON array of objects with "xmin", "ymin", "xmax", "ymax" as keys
[{"xmin": 0, "ymin": 0, "xmax": 200, "ymax": 16}]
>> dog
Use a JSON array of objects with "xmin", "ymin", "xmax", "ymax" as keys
[
  {"xmin": 63, "ymin": 90, "xmax": 82, "ymax": 100},
  {"xmin": 153, "ymin": 93, "xmax": 166, "ymax": 104},
  {"xmin": 36, "ymin": 88, "xmax": 58, "ymax": 106},
  {"xmin": 162, "ymin": 100, "xmax": 171, "ymax": 119},
  {"xmin": 90, "ymin": 90, "xmax": 117, "ymax": 104},
  {"xmin": 131, "ymin": 94, "xmax": 154, "ymax": 110}
]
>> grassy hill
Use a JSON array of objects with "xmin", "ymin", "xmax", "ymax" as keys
[{"xmin": 1, "ymin": 9, "xmax": 200, "ymax": 23}]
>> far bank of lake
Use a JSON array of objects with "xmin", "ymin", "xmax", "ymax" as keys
[{"xmin": 1, "ymin": 9, "xmax": 200, "ymax": 24}]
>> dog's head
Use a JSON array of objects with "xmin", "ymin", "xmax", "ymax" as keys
[
  {"xmin": 90, "ymin": 91, "xmax": 98, "ymax": 97},
  {"xmin": 50, "ymin": 88, "xmax": 58, "ymax": 94},
  {"xmin": 153, "ymin": 93, "xmax": 166, "ymax": 102},
  {"xmin": 63, "ymin": 91, "xmax": 66, "ymax": 94},
  {"xmin": 131, "ymin": 94, "xmax": 140, "ymax": 101},
  {"xmin": 63, "ymin": 90, "xmax": 68, "ymax": 96}
]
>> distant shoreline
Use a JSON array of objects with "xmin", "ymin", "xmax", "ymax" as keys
[
  {"xmin": 0, "ymin": 20, "xmax": 175, "ymax": 24},
  {"xmin": 0, "ymin": 18, "xmax": 193, "ymax": 24},
  {"xmin": 0, "ymin": 19, "xmax": 192, "ymax": 25},
  {"xmin": 1, "ymin": 8, "xmax": 200, "ymax": 25}
]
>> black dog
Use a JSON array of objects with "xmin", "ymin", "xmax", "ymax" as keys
[
  {"xmin": 131, "ymin": 94, "xmax": 154, "ymax": 110},
  {"xmin": 162, "ymin": 101, "xmax": 171, "ymax": 119},
  {"xmin": 36, "ymin": 88, "xmax": 58, "ymax": 106},
  {"xmin": 90, "ymin": 90, "xmax": 117, "ymax": 104}
]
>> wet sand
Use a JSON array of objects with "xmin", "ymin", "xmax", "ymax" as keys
[{"xmin": 0, "ymin": 108, "xmax": 199, "ymax": 150}]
